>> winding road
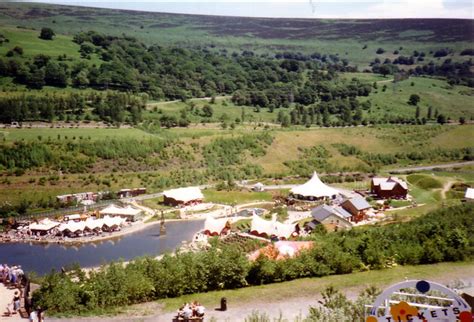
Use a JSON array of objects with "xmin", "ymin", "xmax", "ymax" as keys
[{"xmin": 388, "ymin": 161, "xmax": 474, "ymax": 173}]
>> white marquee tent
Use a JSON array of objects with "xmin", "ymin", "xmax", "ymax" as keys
[
  {"xmin": 250, "ymin": 214, "xmax": 296, "ymax": 240},
  {"xmin": 203, "ymin": 216, "xmax": 229, "ymax": 236},
  {"xmin": 290, "ymin": 172, "xmax": 340, "ymax": 200},
  {"xmin": 28, "ymin": 218, "xmax": 60, "ymax": 232},
  {"xmin": 99, "ymin": 204, "xmax": 142, "ymax": 220},
  {"xmin": 163, "ymin": 187, "xmax": 204, "ymax": 204}
]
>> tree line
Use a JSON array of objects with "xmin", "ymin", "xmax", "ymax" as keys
[
  {"xmin": 0, "ymin": 91, "xmax": 146, "ymax": 123},
  {"xmin": 1, "ymin": 30, "xmax": 353, "ymax": 100}
]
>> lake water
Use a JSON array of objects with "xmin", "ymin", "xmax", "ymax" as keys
[{"xmin": 0, "ymin": 220, "xmax": 204, "ymax": 275}]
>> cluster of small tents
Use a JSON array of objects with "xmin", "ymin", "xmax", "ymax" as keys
[{"xmin": 28, "ymin": 216, "xmax": 127, "ymax": 236}]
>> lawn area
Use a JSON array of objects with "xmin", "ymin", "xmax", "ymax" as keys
[
  {"xmin": 202, "ymin": 189, "xmax": 273, "ymax": 205},
  {"xmin": 157, "ymin": 261, "xmax": 474, "ymax": 312}
]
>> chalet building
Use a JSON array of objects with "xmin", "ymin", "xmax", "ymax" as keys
[
  {"xmin": 371, "ymin": 177, "xmax": 408, "ymax": 199},
  {"xmin": 306, "ymin": 204, "xmax": 353, "ymax": 232},
  {"xmin": 340, "ymin": 196, "xmax": 371, "ymax": 223},
  {"xmin": 163, "ymin": 187, "xmax": 204, "ymax": 206}
]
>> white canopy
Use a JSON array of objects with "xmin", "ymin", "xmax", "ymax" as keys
[
  {"xmin": 290, "ymin": 172, "xmax": 340, "ymax": 198},
  {"xmin": 58, "ymin": 216, "xmax": 125, "ymax": 233},
  {"xmin": 163, "ymin": 187, "xmax": 204, "ymax": 203},
  {"xmin": 250, "ymin": 214, "xmax": 296, "ymax": 239},
  {"xmin": 99, "ymin": 204, "xmax": 142, "ymax": 217},
  {"xmin": 203, "ymin": 216, "xmax": 229, "ymax": 235},
  {"xmin": 29, "ymin": 218, "xmax": 60, "ymax": 231},
  {"xmin": 273, "ymin": 221, "xmax": 295, "ymax": 240},
  {"xmin": 465, "ymin": 188, "xmax": 474, "ymax": 199},
  {"xmin": 84, "ymin": 218, "xmax": 104, "ymax": 230},
  {"xmin": 59, "ymin": 221, "xmax": 86, "ymax": 233},
  {"xmin": 102, "ymin": 215, "xmax": 126, "ymax": 228}
]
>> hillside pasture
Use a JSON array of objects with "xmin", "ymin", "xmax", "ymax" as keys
[{"xmin": 359, "ymin": 76, "xmax": 474, "ymax": 120}]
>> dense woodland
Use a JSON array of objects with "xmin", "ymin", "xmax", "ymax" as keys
[
  {"xmin": 0, "ymin": 29, "xmax": 473, "ymax": 127},
  {"xmin": 31, "ymin": 204, "xmax": 473, "ymax": 315}
]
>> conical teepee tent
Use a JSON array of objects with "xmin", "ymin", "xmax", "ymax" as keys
[{"xmin": 290, "ymin": 172, "xmax": 340, "ymax": 200}]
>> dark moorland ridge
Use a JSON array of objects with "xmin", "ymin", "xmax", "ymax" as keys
[{"xmin": 0, "ymin": 2, "xmax": 472, "ymax": 42}]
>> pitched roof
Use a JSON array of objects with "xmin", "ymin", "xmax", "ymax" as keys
[
  {"xmin": 290, "ymin": 172, "xmax": 340, "ymax": 198},
  {"xmin": 311, "ymin": 204, "xmax": 352, "ymax": 221},
  {"xmin": 466, "ymin": 188, "xmax": 474, "ymax": 199},
  {"xmin": 346, "ymin": 196, "xmax": 371, "ymax": 210},
  {"xmin": 372, "ymin": 177, "xmax": 408, "ymax": 191},
  {"xmin": 163, "ymin": 187, "xmax": 204, "ymax": 203}
]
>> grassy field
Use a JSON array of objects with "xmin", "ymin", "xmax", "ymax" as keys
[
  {"xmin": 255, "ymin": 125, "xmax": 473, "ymax": 174},
  {"xmin": 157, "ymin": 261, "xmax": 474, "ymax": 312},
  {"xmin": 359, "ymin": 76, "xmax": 474, "ymax": 120},
  {"xmin": 0, "ymin": 124, "xmax": 471, "ymax": 208},
  {"xmin": 0, "ymin": 3, "xmax": 472, "ymax": 68},
  {"xmin": 202, "ymin": 189, "xmax": 273, "ymax": 205}
]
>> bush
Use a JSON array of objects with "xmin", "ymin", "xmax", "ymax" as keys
[
  {"xmin": 32, "ymin": 204, "xmax": 474, "ymax": 315},
  {"xmin": 39, "ymin": 27, "xmax": 55, "ymax": 40}
]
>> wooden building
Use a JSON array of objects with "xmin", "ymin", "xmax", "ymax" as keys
[
  {"xmin": 371, "ymin": 177, "xmax": 408, "ymax": 199},
  {"xmin": 340, "ymin": 196, "xmax": 371, "ymax": 223},
  {"xmin": 306, "ymin": 204, "xmax": 353, "ymax": 232}
]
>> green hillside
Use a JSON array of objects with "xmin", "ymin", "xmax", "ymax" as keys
[
  {"xmin": 0, "ymin": 2, "xmax": 472, "ymax": 216},
  {"xmin": 0, "ymin": 2, "xmax": 473, "ymax": 67}
]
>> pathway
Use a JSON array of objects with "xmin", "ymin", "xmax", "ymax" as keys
[
  {"xmin": 0, "ymin": 283, "xmax": 24, "ymax": 322},
  {"xmin": 441, "ymin": 180, "xmax": 455, "ymax": 200},
  {"xmin": 388, "ymin": 161, "xmax": 474, "ymax": 173}
]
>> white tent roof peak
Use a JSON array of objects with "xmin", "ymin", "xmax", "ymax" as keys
[{"xmin": 290, "ymin": 171, "xmax": 340, "ymax": 198}]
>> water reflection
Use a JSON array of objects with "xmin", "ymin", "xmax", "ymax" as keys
[{"xmin": 0, "ymin": 220, "xmax": 204, "ymax": 275}]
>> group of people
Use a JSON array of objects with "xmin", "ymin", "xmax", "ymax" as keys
[
  {"xmin": 1, "ymin": 263, "xmax": 44, "ymax": 321},
  {"xmin": 176, "ymin": 301, "xmax": 205, "ymax": 320},
  {"xmin": 1, "ymin": 264, "xmax": 24, "ymax": 317},
  {"xmin": 1, "ymin": 264, "xmax": 24, "ymax": 288}
]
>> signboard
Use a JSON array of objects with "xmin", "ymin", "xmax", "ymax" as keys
[{"xmin": 366, "ymin": 280, "xmax": 472, "ymax": 322}]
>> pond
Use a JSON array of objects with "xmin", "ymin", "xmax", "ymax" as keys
[{"xmin": 0, "ymin": 219, "xmax": 204, "ymax": 275}]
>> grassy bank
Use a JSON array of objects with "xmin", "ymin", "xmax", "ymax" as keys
[{"xmin": 158, "ymin": 261, "xmax": 474, "ymax": 312}]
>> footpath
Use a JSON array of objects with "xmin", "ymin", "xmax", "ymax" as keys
[{"xmin": 0, "ymin": 283, "xmax": 24, "ymax": 322}]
